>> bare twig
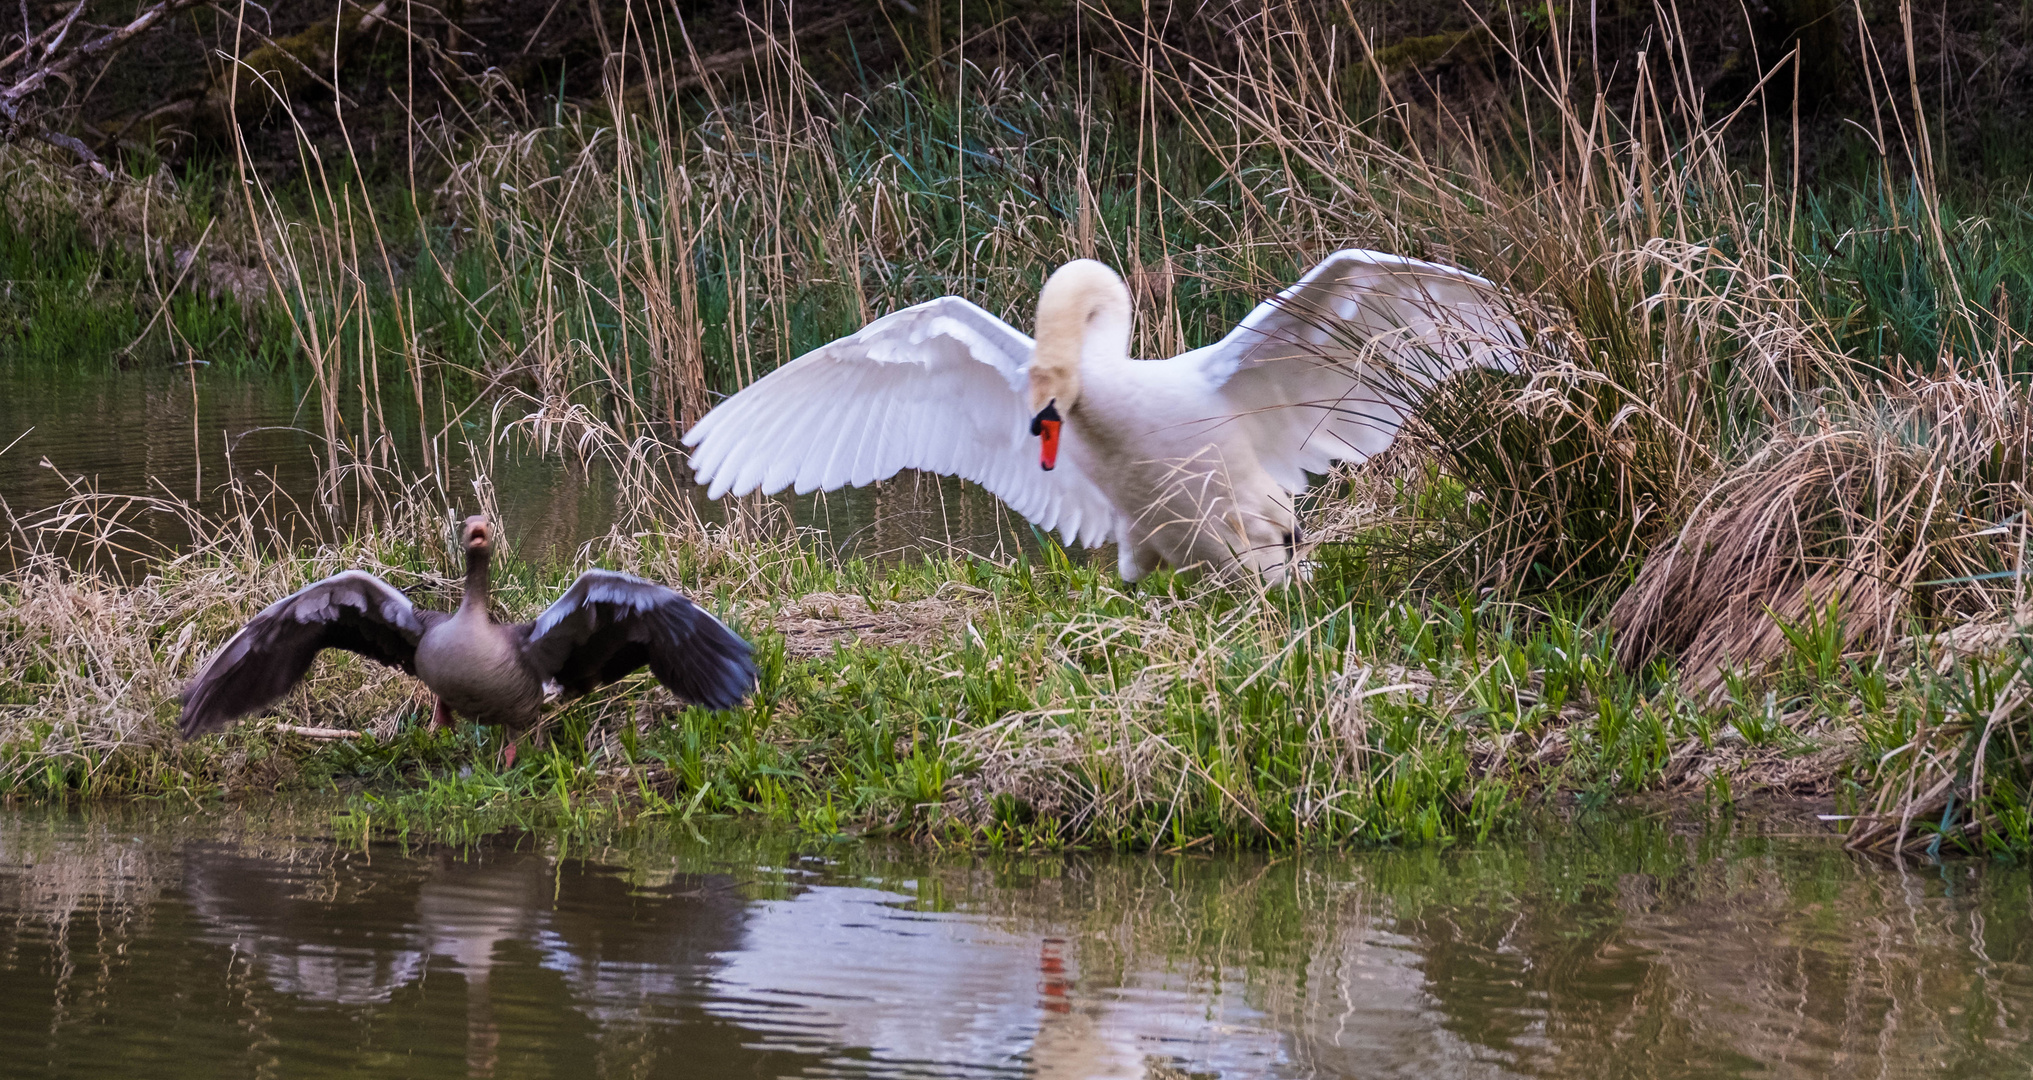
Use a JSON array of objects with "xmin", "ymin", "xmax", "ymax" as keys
[
  {"xmin": 0, "ymin": 0, "xmax": 210, "ymax": 172},
  {"xmin": 0, "ymin": 0, "xmax": 84, "ymax": 73},
  {"xmin": 0, "ymin": 0, "xmax": 208, "ymax": 110},
  {"xmin": 274, "ymin": 724, "xmax": 363, "ymax": 740}
]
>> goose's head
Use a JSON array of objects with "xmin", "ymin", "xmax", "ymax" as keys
[
  {"xmin": 459, "ymin": 516, "xmax": 495, "ymax": 558},
  {"xmin": 1029, "ymin": 259, "xmax": 1132, "ymax": 471}
]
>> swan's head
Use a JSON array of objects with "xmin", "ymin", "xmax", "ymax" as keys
[
  {"xmin": 459, "ymin": 516, "xmax": 495, "ymax": 557},
  {"xmin": 1028, "ymin": 259, "xmax": 1131, "ymax": 471}
]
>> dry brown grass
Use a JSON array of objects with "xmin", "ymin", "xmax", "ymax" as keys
[
  {"xmin": 1611, "ymin": 374, "xmax": 2032, "ymax": 694},
  {"xmin": 767, "ymin": 587, "xmax": 991, "ymax": 660},
  {"xmin": 0, "ymin": 472, "xmax": 831, "ymax": 795}
]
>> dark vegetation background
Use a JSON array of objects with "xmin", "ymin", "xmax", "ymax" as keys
[{"xmin": 11, "ymin": 0, "xmax": 2031, "ymax": 190}]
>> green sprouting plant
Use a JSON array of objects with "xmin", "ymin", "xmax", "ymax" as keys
[{"xmin": 1775, "ymin": 596, "xmax": 1847, "ymax": 692}]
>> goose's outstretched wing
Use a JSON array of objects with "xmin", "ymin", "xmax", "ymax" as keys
[
  {"xmin": 180, "ymin": 571, "xmax": 438, "ymax": 736},
  {"xmin": 1187, "ymin": 249, "xmax": 1528, "ymax": 491},
  {"xmin": 681, "ymin": 297, "xmax": 1119, "ymax": 548},
  {"xmin": 518, "ymin": 570, "xmax": 756, "ymax": 710}
]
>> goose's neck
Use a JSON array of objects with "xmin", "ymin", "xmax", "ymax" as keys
[{"xmin": 458, "ymin": 548, "xmax": 493, "ymax": 620}]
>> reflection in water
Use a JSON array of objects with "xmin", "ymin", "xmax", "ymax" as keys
[
  {"xmin": 171, "ymin": 837, "xmax": 762, "ymax": 1077},
  {"xmin": 708, "ymin": 883, "xmax": 1283, "ymax": 1076},
  {"xmin": 184, "ymin": 841, "xmax": 430, "ymax": 1006},
  {"xmin": 0, "ymin": 366, "xmax": 1040, "ymax": 570},
  {"xmin": 415, "ymin": 852, "xmax": 548, "ymax": 1075},
  {"xmin": 3, "ymin": 808, "xmax": 2032, "ymax": 1078}
]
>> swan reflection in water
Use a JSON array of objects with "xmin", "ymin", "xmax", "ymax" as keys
[
  {"xmin": 175, "ymin": 838, "xmax": 1309, "ymax": 1077},
  {"xmin": 706, "ymin": 883, "xmax": 1291, "ymax": 1077}
]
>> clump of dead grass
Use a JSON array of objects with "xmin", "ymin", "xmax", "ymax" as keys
[
  {"xmin": 0, "ymin": 490, "xmax": 453, "ymax": 794},
  {"xmin": 1610, "ymin": 374, "xmax": 2032, "ymax": 695},
  {"xmin": 764, "ymin": 587, "xmax": 992, "ymax": 660}
]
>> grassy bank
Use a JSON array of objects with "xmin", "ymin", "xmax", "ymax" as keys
[
  {"xmin": 3, "ymin": 0, "xmax": 2031, "ymax": 855},
  {"xmin": 4, "ymin": 488, "xmax": 2029, "ymax": 855}
]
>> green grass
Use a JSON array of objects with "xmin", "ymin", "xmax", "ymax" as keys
[{"xmin": 5, "ymin": 518, "xmax": 2021, "ymax": 855}]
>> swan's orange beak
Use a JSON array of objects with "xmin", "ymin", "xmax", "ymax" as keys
[{"xmin": 1030, "ymin": 402, "xmax": 1062, "ymax": 472}]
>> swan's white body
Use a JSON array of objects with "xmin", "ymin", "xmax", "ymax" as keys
[{"xmin": 683, "ymin": 249, "xmax": 1525, "ymax": 581}]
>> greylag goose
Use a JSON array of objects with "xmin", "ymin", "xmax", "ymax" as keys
[
  {"xmin": 179, "ymin": 517, "xmax": 756, "ymax": 761},
  {"xmin": 682, "ymin": 249, "xmax": 1526, "ymax": 582}
]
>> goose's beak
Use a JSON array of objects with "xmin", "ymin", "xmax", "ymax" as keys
[{"xmin": 1029, "ymin": 401, "xmax": 1062, "ymax": 471}]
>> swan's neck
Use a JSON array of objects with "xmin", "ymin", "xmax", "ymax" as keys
[
  {"xmin": 459, "ymin": 549, "xmax": 492, "ymax": 620},
  {"xmin": 1030, "ymin": 259, "xmax": 1133, "ymax": 415}
]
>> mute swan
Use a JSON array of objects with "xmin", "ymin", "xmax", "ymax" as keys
[
  {"xmin": 180, "ymin": 516, "xmax": 756, "ymax": 761},
  {"xmin": 683, "ymin": 250, "xmax": 1524, "ymax": 581}
]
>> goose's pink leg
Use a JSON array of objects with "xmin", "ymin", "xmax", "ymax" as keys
[
  {"xmin": 430, "ymin": 697, "xmax": 452, "ymax": 731},
  {"xmin": 501, "ymin": 739, "xmax": 519, "ymax": 770}
]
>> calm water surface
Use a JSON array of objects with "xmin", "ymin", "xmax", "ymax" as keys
[
  {"xmin": 0, "ymin": 367, "xmax": 1031, "ymax": 567},
  {"xmin": 3, "ymin": 805, "xmax": 2029, "ymax": 1078}
]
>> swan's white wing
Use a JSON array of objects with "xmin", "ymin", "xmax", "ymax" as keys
[
  {"xmin": 682, "ymin": 296, "xmax": 1118, "ymax": 548},
  {"xmin": 1189, "ymin": 249, "xmax": 1527, "ymax": 491}
]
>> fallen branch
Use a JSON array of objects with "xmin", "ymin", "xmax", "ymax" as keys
[
  {"xmin": 0, "ymin": 0, "xmax": 211, "ymax": 172},
  {"xmin": 664, "ymin": 10, "xmax": 860, "ymax": 94},
  {"xmin": 0, "ymin": 0, "xmax": 88, "ymax": 74},
  {"xmin": 192, "ymin": 0, "xmax": 391, "ymax": 132}
]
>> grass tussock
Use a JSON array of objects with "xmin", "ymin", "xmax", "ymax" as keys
[
  {"xmin": 3, "ymin": 0, "xmax": 2032, "ymax": 853},
  {"xmin": 1613, "ymin": 374, "xmax": 2033, "ymax": 694}
]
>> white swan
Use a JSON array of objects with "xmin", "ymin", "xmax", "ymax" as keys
[{"xmin": 682, "ymin": 249, "xmax": 1525, "ymax": 582}]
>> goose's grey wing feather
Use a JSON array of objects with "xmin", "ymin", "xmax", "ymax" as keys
[
  {"xmin": 681, "ymin": 296, "xmax": 1119, "ymax": 548},
  {"xmin": 179, "ymin": 571, "xmax": 430, "ymax": 737},
  {"xmin": 1189, "ymin": 249, "xmax": 1528, "ymax": 491},
  {"xmin": 520, "ymin": 570, "xmax": 756, "ymax": 710}
]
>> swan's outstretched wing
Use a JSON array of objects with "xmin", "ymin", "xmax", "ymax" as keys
[
  {"xmin": 180, "ymin": 571, "xmax": 439, "ymax": 736},
  {"xmin": 519, "ymin": 570, "xmax": 756, "ymax": 711},
  {"xmin": 682, "ymin": 297, "xmax": 1119, "ymax": 548},
  {"xmin": 1188, "ymin": 249, "xmax": 1528, "ymax": 491}
]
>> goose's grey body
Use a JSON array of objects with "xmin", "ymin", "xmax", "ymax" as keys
[
  {"xmin": 179, "ymin": 517, "xmax": 756, "ymax": 739},
  {"xmin": 413, "ymin": 606, "xmax": 544, "ymax": 728}
]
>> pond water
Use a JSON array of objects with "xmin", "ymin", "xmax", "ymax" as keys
[
  {"xmin": 0, "ymin": 366, "xmax": 1033, "ymax": 569},
  {"xmin": 3, "ymin": 804, "xmax": 2029, "ymax": 1079}
]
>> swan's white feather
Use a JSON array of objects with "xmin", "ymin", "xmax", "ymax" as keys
[
  {"xmin": 1191, "ymin": 248, "xmax": 1528, "ymax": 492},
  {"xmin": 683, "ymin": 297, "xmax": 1120, "ymax": 548},
  {"xmin": 684, "ymin": 251, "xmax": 1525, "ymax": 573}
]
